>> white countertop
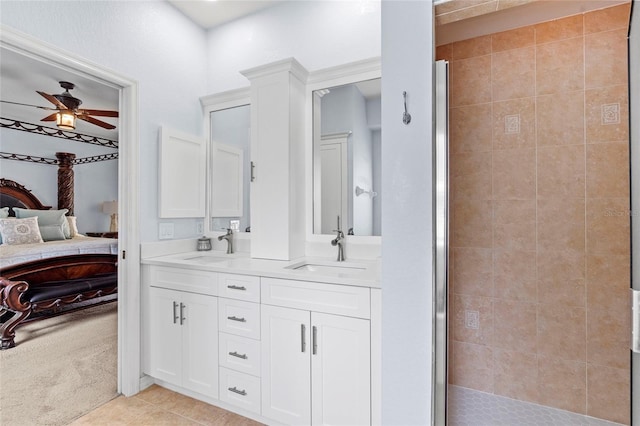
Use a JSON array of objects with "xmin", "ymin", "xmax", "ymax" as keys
[{"xmin": 141, "ymin": 250, "xmax": 381, "ymax": 288}]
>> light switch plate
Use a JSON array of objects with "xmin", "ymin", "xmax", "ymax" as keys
[
  {"xmin": 159, "ymin": 222, "xmax": 174, "ymax": 239},
  {"xmin": 229, "ymin": 220, "xmax": 240, "ymax": 232},
  {"xmin": 196, "ymin": 221, "xmax": 204, "ymax": 235}
]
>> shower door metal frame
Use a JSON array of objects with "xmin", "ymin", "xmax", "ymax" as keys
[
  {"xmin": 629, "ymin": 1, "xmax": 639, "ymax": 423},
  {"xmin": 433, "ymin": 59, "xmax": 449, "ymax": 426}
]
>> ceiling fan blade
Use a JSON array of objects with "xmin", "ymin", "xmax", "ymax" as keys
[
  {"xmin": 36, "ymin": 91, "xmax": 69, "ymax": 110},
  {"xmin": 78, "ymin": 109, "xmax": 118, "ymax": 117},
  {"xmin": 78, "ymin": 115, "xmax": 116, "ymax": 130},
  {"xmin": 41, "ymin": 113, "xmax": 58, "ymax": 122},
  {"xmin": 0, "ymin": 99, "xmax": 57, "ymax": 110}
]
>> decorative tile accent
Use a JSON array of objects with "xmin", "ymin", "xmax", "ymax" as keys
[
  {"xmin": 504, "ymin": 114, "xmax": 521, "ymax": 134},
  {"xmin": 448, "ymin": 385, "xmax": 624, "ymax": 426},
  {"xmin": 465, "ymin": 310, "xmax": 479, "ymax": 329},
  {"xmin": 601, "ymin": 103, "xmax": 620, "ymax": 125}
]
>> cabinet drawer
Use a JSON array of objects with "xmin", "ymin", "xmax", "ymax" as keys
[
  {"xmin": 218, "ymin": 298, "xmax": 260, "ymax": 339},
  {"xmin": 261, "ymin": 277, "xmax": 370, "ymax": 319},
  {"xmin": 219, "ymin": 367, "xmax": 261, "ymax": 415},
  {"xmin": 149, "ymin": 266, "xmax": 218, "ymax": 296},
  {"xmin": 219, "ymin": 332, "xmax": 261, "ymax": 377},
  {"xmin": 218, "ymin": 273, "xmax": 260, "ymax": 303}
]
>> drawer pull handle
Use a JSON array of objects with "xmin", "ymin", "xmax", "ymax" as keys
[
  {"xmin": 229, "ymin": 351, "xmax": 248, "ymax": 360},
  {"xmin": 227, "ymin": 316, "xmax": 246, "ymax": 322},
  {"xmin": 228, "ymin": 387, "xmax": 247, "ymax": 396},
  {"xmin": 227, "ymin": 285, "xmax": 247, "ymax": 291},
  {"xmin": 172, "ymin": 301, "xmax": 179, "ymax": 324},
  {"xmin": 312, "ymin": 325, "xmax": 318, "ymax": 355}
]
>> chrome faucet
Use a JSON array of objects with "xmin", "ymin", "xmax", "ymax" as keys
[
  {"xmin": 218, "ymin": 228, "xmax": 234, "ymax": 254},
  {"xmin": 331, "ymin": 216, "xmax": 345, "ymax": 262}
]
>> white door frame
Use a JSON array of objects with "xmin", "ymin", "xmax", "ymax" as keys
[{"xmin": 0, "ymin": 25, "xmax": 141, "ymax": 396}]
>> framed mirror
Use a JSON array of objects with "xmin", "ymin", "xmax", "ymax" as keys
[
  {"xmin": 210, "ymin": 104, "xmax": 251, "ymax": 232},
  {"xmin": 201, "ymin": 88, "xmax": 251, "ymax": 235},
  {"xmin": 312, "ymin": 77, "xmax": 381, "ymax": 237}
]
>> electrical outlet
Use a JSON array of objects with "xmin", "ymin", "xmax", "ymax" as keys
[
  {"xmin": 196, "ymin": 222, "xmax": 204, "ymax": 235},
  {"xmin": 159, "ymin": 223, "xmax": 174, "ymax": 240},
  {"xmin": 465, "ymin": 310, "xmax": 479, "ymax": 330},
  {"xmin": 229, "ymin": 220, "xmax": 240, "ymax": 232}
]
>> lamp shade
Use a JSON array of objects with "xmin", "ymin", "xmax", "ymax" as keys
[{"xmin": 102, "ymin": 200, "xmax": 118, "ymax": 215}]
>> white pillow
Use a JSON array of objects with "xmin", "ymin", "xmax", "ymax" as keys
[
  {"xmin": 14, "ymin": 208, "xmax": 70, "ymax": 239},
  {"xmin": 67, "ymin": 216, "xmax": 82, "ymax": 238},
  {"xmin": 0, "ymin": 216, "xmax": 44, "ymax": 245},
  {"xmin": 0, "ymin": 207, "xmax": 9, "ymax": 218}
]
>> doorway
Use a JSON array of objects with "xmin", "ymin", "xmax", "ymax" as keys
[{"xmin": 0, "ymin": 26, "xmax": 140, "ymax": 399}]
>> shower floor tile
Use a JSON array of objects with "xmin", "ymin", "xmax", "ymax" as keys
[{"xmin": 447, "ymin": 385, "xmax": 624, "ymax": 426}]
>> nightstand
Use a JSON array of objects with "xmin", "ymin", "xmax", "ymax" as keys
[{"xmin": 86, "ymin": 232, "xmax": 118, "ymax": 239}]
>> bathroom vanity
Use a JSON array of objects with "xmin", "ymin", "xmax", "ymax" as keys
[
  {"xmin": 141, "ymin": 251, "xmax": 381, "ymax": 425},
  {"xmin": 147, "ymin": 56, "xmax": 383, "ymax": 424}
]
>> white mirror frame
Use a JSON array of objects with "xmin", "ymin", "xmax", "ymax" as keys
[
  {"xmin": 305, "ymin": 57, "xmax": 382, "ymax": 245},
  {"xmin": 200, "ymin": 87, "xmax": 251, "ymax": 242}
]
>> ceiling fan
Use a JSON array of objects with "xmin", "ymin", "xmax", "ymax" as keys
[{"xmin": 1, "ymin": 81, "xmax": 118, "ymax": 131}]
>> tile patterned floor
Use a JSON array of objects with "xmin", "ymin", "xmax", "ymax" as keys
[
  {"xmin": 70, "ymin": 384, "xmax": 262, "ymax": 425},
  {"xmin": 448, "ymin": 385, "xmax": 625, "ymax": 426}
]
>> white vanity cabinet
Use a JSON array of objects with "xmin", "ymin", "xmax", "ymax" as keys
[
  {"xmin": 142, "ymin": 261, "xmax": 379, "ymax": 425},
  {"xmin": 147, "ymin": 267, "xmax": 219, "ymax": 399},
  {"xmin": 261, "ymin": 278, "xmax": 371, "ymax": 426},
  {"xmin": 241, "ymin": 58, "xmax": 308, "ymax": 261},
  {"xmin": 217, "ymin": 273, "xmax": 262, "ymax": 415}
]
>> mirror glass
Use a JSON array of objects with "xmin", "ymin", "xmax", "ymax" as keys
[
  {"xmin": 313, "ymin": 78, "xmax": 381, "ymax": 236},
  {"xmin": 209, "ymin": 104, "xmax": 251, "ymax": 232}
]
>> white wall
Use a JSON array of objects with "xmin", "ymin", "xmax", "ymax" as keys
[
  {"xmin": 205, "ymin": 0, "xmax": 381, "ymax": 93},
  {"xmin": 381, "ymin": 1, "xmax": 434, "ymax": 424},
  {"xmin": 0, "ymin": 0, "xmax": 208, "ymax": 242}
]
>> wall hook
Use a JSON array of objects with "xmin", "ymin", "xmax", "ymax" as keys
[{"xmin": 402, "ymin": 91, "xmax": 411, "ymax": 125}]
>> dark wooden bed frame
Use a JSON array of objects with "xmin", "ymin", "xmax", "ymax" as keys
[{"xmin": 0, "ymin": 178, "xmax": 117, "ymax": 349}]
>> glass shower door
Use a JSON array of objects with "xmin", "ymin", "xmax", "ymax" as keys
[{"xmin": 433, "ymin": 59, "xmax": 449, "ymax": 425}]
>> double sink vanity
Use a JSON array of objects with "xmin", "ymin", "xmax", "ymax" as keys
[
  {"xmin": 141, "ymin": 250, "xmax": 380, "ymax": 425},
  {"xmin": 148, "ymin": 56, "xmax": 382, "ymax": 424}
]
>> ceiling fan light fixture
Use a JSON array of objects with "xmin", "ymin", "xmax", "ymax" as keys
[{"xmin": 56, "ymin": 111, "xmax": 76, "ymax": 130}]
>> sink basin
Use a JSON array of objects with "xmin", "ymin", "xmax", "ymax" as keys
[
  {"xmin": 287, "ymin": 262, "xmax": 367, "ymax": 277},
  {"xmin": 180, "ymin": 255, "xmax": 229, "ymax": 264}
]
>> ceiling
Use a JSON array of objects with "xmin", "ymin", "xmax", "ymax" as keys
[
  {"xmin": 167, "ymin": 0, "xmax": 284, "ymax": 29},
  {"xmin": 0, "ymin": 47, "xmax": 119, "ymax": 141}
]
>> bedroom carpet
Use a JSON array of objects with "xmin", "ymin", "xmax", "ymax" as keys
[{"xmin": 0, "ymin": 302, "xmax": 118, "ymax": 426}]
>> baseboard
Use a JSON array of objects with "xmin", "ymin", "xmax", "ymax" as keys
[{"xmin": 138, "ymin": 374, "xmax": 155, "ymax": 392}]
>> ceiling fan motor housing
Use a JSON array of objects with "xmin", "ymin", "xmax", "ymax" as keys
[{"xmin": 54, "ymin": 81, "xmax": 82, "ymax": 110}]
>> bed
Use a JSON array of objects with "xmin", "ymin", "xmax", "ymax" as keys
[{"xmin": 0, "ymin": 178, "xmax": 118, "ymax": 349}]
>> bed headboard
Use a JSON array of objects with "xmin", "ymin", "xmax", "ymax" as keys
[{"xmin": 0, "ymin": 178, "xmax": 51, "ymax": 215}]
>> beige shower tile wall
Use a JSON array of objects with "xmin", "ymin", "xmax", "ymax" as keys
[{"xmin": 439, "ymin": 4, "xmax": 631, "ymax": 424}]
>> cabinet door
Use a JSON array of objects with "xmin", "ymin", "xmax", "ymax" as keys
[
  {"xmin": 311, "ymin": 312, "xmax": 371, "ymax": 426},
  {"xmin": 158, "ymin": 126, "xmax": 206, "ymax": 218},
  {"xmin": 149, "ymin": 287, "xmax": 183, "ymax": 385},
  {"xmin": 181, "ymin": 291, "xmax": 219, "ymax": 398},
  {"xmin": 261, "ymin": 305, "xmax": 311, "ymax": 425}
]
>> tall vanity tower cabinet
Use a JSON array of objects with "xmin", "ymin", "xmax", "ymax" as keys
[{"xmin": 241, "ymin": 59, "xmax": 308, "ymax": 261}]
